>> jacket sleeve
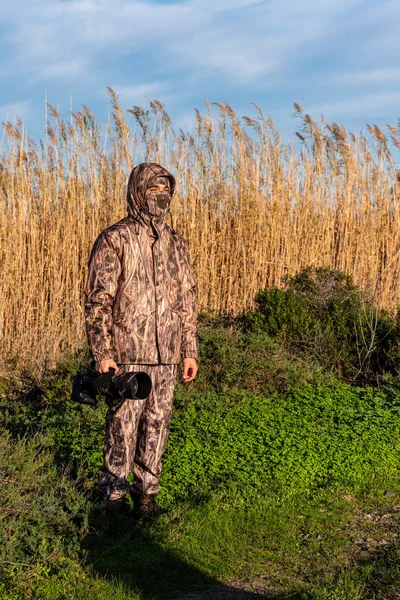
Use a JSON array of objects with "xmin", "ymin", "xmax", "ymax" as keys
[
  {"xmin": 180, "ymin": 240, "xmax": 199, "ymax": 360},
  {"xmin": 84, "ymin": 231, "xmax": 122, "ymax": 363}
]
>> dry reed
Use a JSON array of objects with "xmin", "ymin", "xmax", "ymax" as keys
[{"xmin": 1, "ymin": 90, "xmax": 400, "ymax": 378}]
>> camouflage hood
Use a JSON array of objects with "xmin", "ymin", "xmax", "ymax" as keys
[{"xmin": 127, "ymin": 162, "xmax": 176, "ymax": 232}]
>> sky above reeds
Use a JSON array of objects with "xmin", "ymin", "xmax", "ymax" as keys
[{"xmin": 1, "ymin": 0, "xmax": 400, "ymax": 143}]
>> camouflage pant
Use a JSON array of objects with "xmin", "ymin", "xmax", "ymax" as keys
[{"xmin": 98, "ymin": 363, "xmax": 178, "ymax": 501}]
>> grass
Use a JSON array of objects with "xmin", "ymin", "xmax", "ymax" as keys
[{"xmin": 6, "ymin": 480, "xmax": 398, "ymax": 599}]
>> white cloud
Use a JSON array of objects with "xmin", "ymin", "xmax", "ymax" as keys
[
  {"xmin": 0, "ymin": 0, "xmax": 374, "ymax": 88},
  {"xmin": 307, "ymin": 92, "xmax": 400, "ymax": 119},
  {"xmin": 0, "ymin": 101, "xmax": 31, "ymax": 123},
  {"xmin": 110, "ymin": 83, "xmax": 165, "ymax": 106},
  {"xmin": 43, "ymin": 58, "xmax": 91, "ymax": 79},
  {"xmin": 164, "ymin": 0, "xmax": 366, "ymax": 84},
  {"xmin": 2, "ymin": 0, "xmax": 204, "ymax": 84},
  {"xmin": 332, "ymin": 68, "xmax": 400, "ymax": 86}
]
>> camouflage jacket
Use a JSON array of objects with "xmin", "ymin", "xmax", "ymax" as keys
[{"xmin": 84, "ymin": 163, "xmax": 199, "ymax": 365}]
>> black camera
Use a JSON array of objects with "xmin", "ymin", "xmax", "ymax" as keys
[{"xmin": 71, "ymin": 367, "xmax": 152, "ymax": 407}]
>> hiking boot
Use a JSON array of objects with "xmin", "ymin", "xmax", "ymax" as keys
[{"xmin": 130, "ymin": 491, "xmax": 166, "ymax": 523}]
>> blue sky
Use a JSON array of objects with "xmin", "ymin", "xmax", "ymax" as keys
[{"xmin": 1, "ymin": 0, "xmax": 400, "ymax": 144}]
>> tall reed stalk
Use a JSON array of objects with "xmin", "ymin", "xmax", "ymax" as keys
[{"xmin": 1, "ymin": 90, "xmax": 400, "ymax": 378}]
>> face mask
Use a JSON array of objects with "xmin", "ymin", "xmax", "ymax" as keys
[{"xmin": 146, "ymin": 191, "xmax": 171, "ymax": 216}]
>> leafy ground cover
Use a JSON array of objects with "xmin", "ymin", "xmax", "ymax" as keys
[{"xmin": 1, "ymin": 269, "xmax": 400, "ymax": 599}]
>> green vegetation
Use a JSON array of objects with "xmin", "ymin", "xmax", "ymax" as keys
[
  {"xmin": 1, "ymin": 267, "xmax": 399, "ymax": 599},
  {"xmin": 242, "ymin": 266, "xmax": 400, "ymax": 383}
]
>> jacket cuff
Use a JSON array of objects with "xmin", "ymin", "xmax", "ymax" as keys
[
  {"xmin": 181, "ymin": 338, "xmax": 199, "ymax": 360},
  {"xmin": 91, "ymin": 350, "xmax": 117, "ymax": 363},
  {"xmin": 182, "ymin": 352, "xmax": 198, "ymax": 360}
]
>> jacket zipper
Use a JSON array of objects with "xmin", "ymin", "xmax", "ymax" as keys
[{"xmin": 151, "ymin": 237, "xmax": 162, "ymax": 364}]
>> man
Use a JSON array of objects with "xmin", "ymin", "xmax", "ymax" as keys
[{"xmin": 84, "ymin": 162, "xmax": 199, "ymax": 520}]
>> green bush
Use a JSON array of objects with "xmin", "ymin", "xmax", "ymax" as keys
[
  {"xmin": 0, "ymin": 431, "xmax": 89, "ymax": 584},
  {"xmin": 0, "ymin": 427, "xmax": 140, "ymax": 599},
  {"xmin": 0, "ymin": 350, "xmax": 106, "ymax": 487},
  {"xmin": 242, "ymin": 265, "xmax": 400, "ymax": 383},
  {"xmin": 191, "ymin": 319, "xmax": 323, "ymax": 397}
]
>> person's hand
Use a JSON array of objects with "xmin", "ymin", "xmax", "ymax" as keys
[
  {"xmin": 95, "ymin": 359, "xmax": 120, "ymax": 375},
  {"xmin": 182, "ymin": 358, "xmax": 198, "ymax": 382}
]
